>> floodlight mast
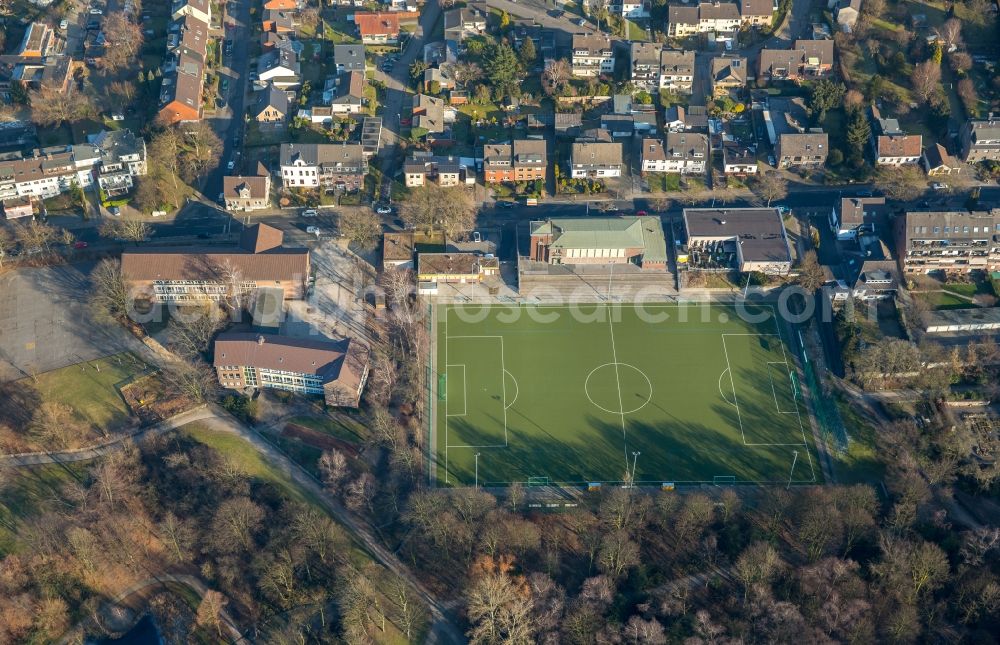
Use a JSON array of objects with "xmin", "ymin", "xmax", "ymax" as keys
[{"xmin": 786, "ymin": 450, "xmax": 799, "ymax": 490}]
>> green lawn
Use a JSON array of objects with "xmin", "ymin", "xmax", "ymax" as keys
[
  {"xmin": 625, "ymin": 19, "xmax": 647, "ymax": 41},
  {"xmin": 183, "ymin": 422, "xmax": 322, "ymax": 507},
  {"xmin": 435, "ymin": 303, "xmax": 821, "ymax": 487},
  {"xmin": 287, "ymin": 414, "xmax": 370, "ymax": 444},
  {"xmin": 917, "ymin": 291, "xmax": 977, "ymax": 310},
  {"xmin": 830, "ymin": 394, "xmax": 886, "ymax": 484},
  {"xmin": 648, "ymin": 173, "xmax": 681, "ymax": 192},
  {"xmin": 24, "ymin": 353, "xmax": 152, "ymax": 432}
]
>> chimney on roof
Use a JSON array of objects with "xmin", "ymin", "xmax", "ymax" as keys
[{"xmin": 257, "ymin": 335, "xmax": 265, "ymax": 345}]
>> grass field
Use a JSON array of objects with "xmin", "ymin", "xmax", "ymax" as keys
[{"xmin": 434, "ymin": 303, "xmax": 820, "ymax": 487}]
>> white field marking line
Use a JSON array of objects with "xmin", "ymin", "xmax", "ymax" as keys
[
  {"xmin": 606, "ymin": 304, "xmax": 630, "ymax": 475},
  {"xmin": 765, "ymin": 361, "xmax": 797, "ymax": 415},
  {"xmin": 445, "ymin": 306, "xmax": 449, "ymax": 483},
  {"xmin": 445, "ymin": 364, "xmax": 467, "ymax": 417},
  {"xmin": 504, "ymin": 369, "xmax": 519, "ymax": 410},
  {"xmin": 720, "ymin": 333, "xmax": 747, "ymax": 445},
  {"xmin": 769, "ymin": 314, "xmax": 816, "ymax": 483},
  {"xmin": 585, "ymin": 363, "xmax": 653, "ymax": 415},
  {"xmin": 718, "ymin": 368, "xmax": 737, "ymax": 407},
  {"xmin": 446, "ymin": 334, "xmax": 509, "ymax": 450},
  {"xmin": 500, "ymin": 336, "xmax": 509, "ymax": 446}
]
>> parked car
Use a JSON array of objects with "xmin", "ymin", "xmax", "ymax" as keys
[
  {"xmin": 301, "ymin": 209, "xmax": 318, "ymax": 217},
  {"xmin": 89, "ymin": 8, "xmax": 103, "ymax": 14},
  {"xmin": 375, "ymin": 204, "xmax": 393, "ymax": 215},
  {"xmin": 496, "ymin": 201, "xmax": 515, "ymax": 209},
  {"xmin": 110, "ymin": 113, "xmax": 125, "ymax": 121},
  {"xmin": 108, "ymin": 206, "xmax": 121, "ymax": 216},
  {"xmin": 767, "ymin": 154, "xmax": 776, "ymax": 167},
  {"xmin": 220, "ymin": 78, "xmax": 229, "ymax": 93},
  {"xmin": 73, "ymin": 241, "xmax": 88, "ymax": 249},
  {"xmin": 226, "ymin": 160, "xmax": 235, "ymax": 171},
  {"xmin": 306, "ymin": 226, "xmax": 321, "ymax": 234},
  {"xmin": 930, "ymin": 182, "xmax": 947, "ymax": 190},
  {"xmin": 59, "ymin": 19, "xmax": 69, "ymax": 30},
  {"xmin": 577, "ymin": 18, "xmax": 587, "ymax": 26}
]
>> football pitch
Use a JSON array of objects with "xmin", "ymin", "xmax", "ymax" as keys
[{"xmin": 433, "ymin": 302, "xmax": 820, "ymax": 487}]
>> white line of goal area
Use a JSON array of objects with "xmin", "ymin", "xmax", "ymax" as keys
[{"xmin": 444, "ymin": 334, "xmax": 511, "ymax": 450}]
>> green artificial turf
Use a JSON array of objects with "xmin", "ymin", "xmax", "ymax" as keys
[{"xmin": 435, "ymin": 303, "xmax": 821, "ymax": 487}]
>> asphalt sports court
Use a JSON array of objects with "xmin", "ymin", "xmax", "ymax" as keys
[{"xmin": 434, "ymin": 303, "xmax": 819, "ymax": 487}]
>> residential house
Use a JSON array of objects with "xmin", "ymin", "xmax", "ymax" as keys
[
  {"xmin": 830, "ymin": 196, "xmax": 885, "ymax": 240},
  {"xmin": 171, "ymin": 0, "xmax": 211, "ymax": 26},
  {"xmin": 757, "ymin": 39, "xmax": 834, "ymax": 82},
  {"xmin": 257, "ymin": 47, "xmax": 301, "ymax": 89},
  {"xmin": 739, "ymin": 0, "xmax": 774, "ymax": 27},
  {"xmin": 214, "ymin": 333, "xmax": 369, "ymax": 408},
  {"xmin": 601, "ymin": 114, "xmax": 636, "ymax": 138},
  {"xmin": 641, "ymin": 133, "xmax": 707, "ymax": 174},
  {"xmin": 262, "ymin": 9, "xmax": 297, "ymax": 33},
  {"xmin": 411, "ymin": 94, "xmax": 455, "ymax": 140},
  {"xmin": 612, "ymin": 0, "xmax": 650, "ymax": 19},
  {"xmin": 664, "ymin": 105, "xmax": 708, "ymax": 132},
  {"xmin": 682, "ymin": 208, "xmax": 792, "ymax": 274},
  {"xmin": 403, "ymin": 155, "xmax": 471, "ymax": 187},
  {"xmin": 570, "ymin": 141, "xmax": 623, "ymax": 178},
  {"xmin": 86, "ymin": 130, "xmax": 147, "ymax": 197},
  {"xmin": 835, "ymin": 0, "xmax": 862, "ymax": 31},
  {"xmin": 263, "ymin": 0, "xmax": 298, "ymax": 9},
  {"xmin": 922, "ymin": 143, "xmax": 963, "ymax": 176},
  {"xmin": 424, "ymin": 65, "xmax": 456, "ymax": 92},
  {"xmin": 9, "ymin": 57, "xmax": 73, "ymax": 94},
  {"xmin": 659, "ymin": 49, "xmax": 696, "ymax": 93},
  {"xmin": 443, "ymin": 5, "xmax": 487, "ymax": 41},
  {"xmin": 279, "ymin": 143, "xmax": 368, "ymax": 192},
  {"xmin": 2, "ymin": 197, "xmax": 34, "ymax": 220},
  {"xmin": 870, "ymin": 107, "xmax": 921, "ymax": 165},
  {"xmin": 722, "ymin": 140, "xmax": 758, "ymax": 175},
  {"xmin": 482, "ymin": 140, "xmax": 547, "ymax": 184},
  {"xmin": 777, "ymin": 132, "xmax": 828, "ymax": 168},
  {"xmin": 355, "ymin": 12, "xmax": 401, "ymax": 45},
  {"xmin": 253, "ymin": 85, "xmax": 290, "ymax": 129},
  {"xmin": 959, "ymin": 117, "xmax": 1000, "ymax": 163},
  {"xmin": 630, "ymin": 42, "xmax": 662, "ymax": 90},
  {"xmin": 261, "ymin": 31, "xmax": 301, "ymax": 53},
  {"xmin": 333, "ymin": 44, "xmax": 366, "ymax": 75},
  {"xmin": 667, "ymin": 2, "xmax": 742, "ymax": 37},
  {"xmin": 121, "ymin": 224, "xmax": 310, "ymax": 302},
  {"xmin": 571, "ymin": 33, "xmax": 615, "ymax": 77},
  {"xmin": 710, "ymin": 55, "xmax": 746, "ymax": 97},
  {"xmin": 172, "ymin": 15, "xmax": 209, "ymax": 61},
  {"xmin": 555, "ymin": 113, "xmax": 583, "ymax": 135},
  {"xmin": 528, "ymin": 217, "xmax": 668, "ymax": 270},
  {"xmin": 896, "ymin": 209, "xmax": 1000, "ymax": 274},
  {"xmin": 851, "ymin": 257, "xmax": 899, "ymax": 300},
  {"xmin": 157, "ymin": 58, "xmax": 204, "ymax": 124},
  {"xmin": 330, "ymin": 71, "xmax": 365, "ymax": 114},
  {"xmin": 223, "ymin": 164, "xmax": 271, "ymax": 212}
]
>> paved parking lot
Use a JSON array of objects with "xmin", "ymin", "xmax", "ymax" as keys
[{"xmin": 0, "ymin": 263, "xmax": 145, "ymax": 382}]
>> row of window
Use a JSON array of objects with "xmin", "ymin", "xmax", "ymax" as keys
[{"xmin": 913, "ymin": 224, "xmax": 1000, "ymax": 235}]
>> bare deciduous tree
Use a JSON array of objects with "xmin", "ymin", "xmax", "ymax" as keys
[
  {"xmin": 319, "ymin": 449, "xmax": 349, "ymax": 493},
  {"xmin": 873, "ymin": 165, "xmax": 924, "ymax": 202},
  {"xmin": 99, "ymin": 215, "xmax": 151, "ymax": 243},
  {"xmin": 90, "ymin": 258, "xmax": 133, "ymax": 322},
  {"xmin": 13, "ymin": 220, "xmax": 56, "ymax": 253},
  {"xmin": 29, "ymin": 86, "xmax": 95, "ymax": 127},
  {"xmin": 101, "ymin": 13, "xmax": 144, "ymax": 74},
  {"xmin": 466, "ymin": 555, "xmax": 536, "ymax": 644},
  {"xmin": 340, "ymin": 209, "xmax": 383, "ymax": 249},
  {"xmin": 752, "ymin": 172, "xmax": 788, "ymax": 207},
  {"xmin": 936, "ymin": 18, "xmax": 963, "ymax": 49},
  {"xmin": 911, "ymin": 60, "xmax": 942, "ymax": 103},
  {"xmin": 735, "ymin": 541, "xmax": 783, "ymax": 601},
  {"xmin": 196, "ymin": 590, "xmax": 229, "ymax": 637},
  {"xmin": 399, "ymin": 183, "xmax": 476, "ymax": 238},
  {"xmin": 167, "ymin": 302, "xmax": 226, "ymax": 359}
]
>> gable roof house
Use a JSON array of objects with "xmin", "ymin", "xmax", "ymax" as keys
[
  {"xmin": 960, "ymin": 118, "xmax": 1000, "ymax": 163},
  {"xmin": 443, "ymin": 5, "xmax": 487, "ymax": 41},
  {"xmin": 641, "ymin": 133, "xmax": 708, "ymax": 174},
  {"xmin": 254, "ymin": 85, "xmax": 290, "ymax": 128},
  {"xmin": 279, "ymin": 143, "xmax": 368, "ymax": 192},
  {"xmin": 710, "ymin": 55, "xmax": 746, "ymax": 97},
  {"xmin": 262, "ymin": 8, "xmax": 297, "ymax": 33},
  {"xmin": 667, "ymin": 2, "xmax": 742, "ymax": 36},
  {"xmin": 157, "ymin": 57, "xmax": 204, "ymax": 124},
  {"xmin": 613, "ymin": 0, "xmax": 650, "ymax": 19},
  {"xmin": 257, "ymin": 47, "xmax": 301, "ymax": 88},
  {"xmin": 412, "ymin": 94, "xmax": 456, "ymax": 143},
  {"xmin": 757, "ymin": 39, "xmax": 834, "ymax": 82},
  {"xmin": 570, "ymin": 141, "xmax": 623, "ymax": 178},
  {"xmin": 482, "ymin": 140, "xmax": 547, "ymax": 183},
  {"xmin": 403, "ymin": 155, "xmax": 472, "ymax": 187},
  {"xmin": 333, "ymin": 44, "xmax": 366, "ymax": 75},
  {"xmin": 851, "ymin": 253, "xmax": 900, "ymax": 300},
  {"xmin": 870, "ymin": 107, "xmax": 921, "ymax": 165},
  {"xmin": 330, "ymin": 71, "xmax": 366, "ymax": 114},
  {"xmin": 171, "ymin": 0, "xmax": 211, "ymax": 25},
  {"xmin": 355, "ymin": 12, "xmax": 401, "ymax": 45},
  {"xmin": 739, "ymin": 0, "xmax": 775, "ymax": 27},
  {"xmin": 223, "ymin": 164, "xmax": 271, "ymax": 213},
  {"xmin": 86, "ymin": 129, "xmax": 148, "ymax": 197},
  {"xmin": 17, "ymin": 23, "xmax": 54, "ymax": 57},
  {"xmin": 922, "ymin": 143, "xmax": 963, "ymax": 176},
  {"xmin": 571, "ymin": 33, "xmax": 615, "ymax": 77},
  {"xmin": 722, "ymin": 140, "xmax": 759, "ymax": 175},
  {"xmin": 777, "ymin": 132, "xmax": 828, "ymax": 168},
  {"xmin": 659, "ymin": 49, "xmax": 696, "ymax": 93}
]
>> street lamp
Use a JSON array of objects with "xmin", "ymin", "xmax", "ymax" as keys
[
  {"xmin": 630, "ymin": 451, "xmax": 640, "ymax": 488},
  {"xmin": 475, "ymin": 452, "xmax": 481, "ymax": 489}
]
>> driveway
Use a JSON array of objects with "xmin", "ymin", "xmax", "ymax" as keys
[{"xmin": 0, "ymin": 262, "xmax": 147, "ymax": 382}]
